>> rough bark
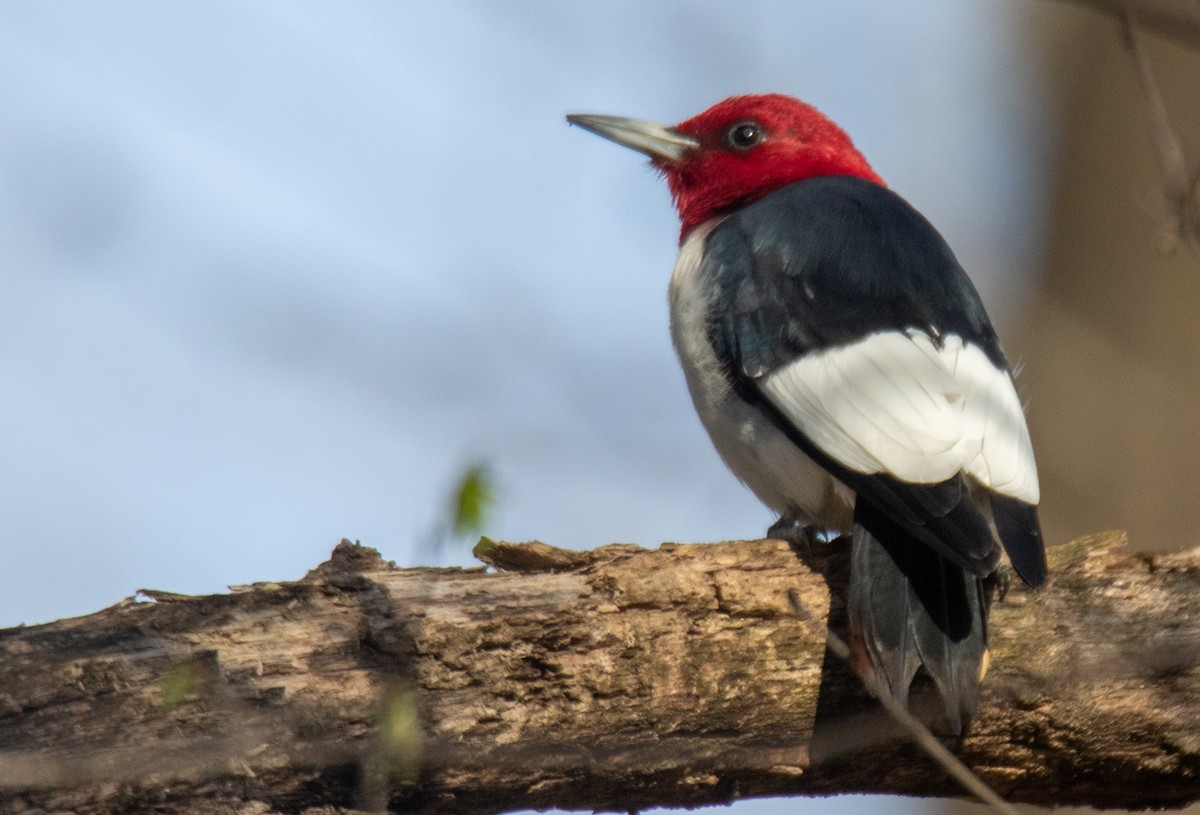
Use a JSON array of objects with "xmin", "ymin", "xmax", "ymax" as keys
[{"xmin": 0, "ymin": 530, "xmax": 1197, "ymax": 815}]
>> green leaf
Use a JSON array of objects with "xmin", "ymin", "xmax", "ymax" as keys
[{"xmin": 450, "ymin": 462, "xmax": 496, "ymax": 538}]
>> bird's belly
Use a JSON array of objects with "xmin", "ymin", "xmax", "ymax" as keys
[
  {"xmin": 693, "ymin": 382, "xmax": 854, "ymax": 531},
  {"xmin": 668, "ymin": 223, "xmax": 854, "ymax": 532}
]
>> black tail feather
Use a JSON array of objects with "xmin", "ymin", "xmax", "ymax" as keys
[
  {"xmin": 848, "ymin": 502, "xmax": 987, "ymax": 734},
  {"xmin": 991, "ymin": 495, "xmax": 1047, "ymax": 587}
]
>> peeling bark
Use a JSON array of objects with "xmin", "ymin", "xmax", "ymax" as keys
[{"xmin": 0, "ymin": 530, "xmax": 1197, "ymax": 814}]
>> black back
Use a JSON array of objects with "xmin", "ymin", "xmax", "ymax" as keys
[{"xmin": 702, "ymin": 175, "xmax": 1006, "ymax": 376}]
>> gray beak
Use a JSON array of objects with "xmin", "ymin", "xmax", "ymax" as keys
[{"xmin": 566, "ymin": 113, "xmax": 698, "ymax": 163}]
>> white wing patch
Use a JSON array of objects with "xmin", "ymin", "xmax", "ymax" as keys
[{"xmin": 760, "ymin": 330, "xmax": 1039, "ymax": 503}]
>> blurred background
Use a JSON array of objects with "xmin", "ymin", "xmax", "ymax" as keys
[{"xmin": 1, "ymin": 2, "xmax": 1197, "ymax": 813}]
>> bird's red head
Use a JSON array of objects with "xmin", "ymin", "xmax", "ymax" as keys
[
  {"xmin": 666, "ymin": 94, "xmax": 884, "ymax": 235},
  {"xmin": 569, "ymin": 94, "xmax": 884, "ymax": 239}
]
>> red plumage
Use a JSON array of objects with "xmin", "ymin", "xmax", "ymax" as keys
[{"xmin": 660, "ymin": 94, "xmax": 885, "ymax": 238}]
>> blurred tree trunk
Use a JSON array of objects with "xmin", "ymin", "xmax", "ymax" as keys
[{"xmin": 1014, "ymin": 0, "xmax": 1200, "ymax": 552}]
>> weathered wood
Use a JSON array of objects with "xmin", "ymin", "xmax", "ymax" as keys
[{"xmin": 0, "ymin": 530, "xmax": 1197, "ymax": 814}]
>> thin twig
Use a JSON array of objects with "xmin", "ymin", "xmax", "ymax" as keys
[
  {"xmin": 787, "ymin": 590, "xmax": 1024, "ymax": 815},
  {"xmin": 1057, "ymin": 0, "xmax": 1200, "ymax": 51},
  {"xmin": 1113, "ymin": 0, "xmax": 1200, "ymax": 255}
]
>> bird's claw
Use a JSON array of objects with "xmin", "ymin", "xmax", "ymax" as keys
[
  {"xmin": 988, "ymin": 563, "xmax": 1014, "ymax": 602},
  {"xmin": 767, "ymin": 515, "xmax": 820, "ymax": 554}
]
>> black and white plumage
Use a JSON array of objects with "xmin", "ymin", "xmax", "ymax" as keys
[
  {"xmin": 669, "ymin": 176, "xmax": 1045, "ymax": 731},
  {"xmin": 568, "ymin": 94, "xmax": 1047, "ymax": 734}
]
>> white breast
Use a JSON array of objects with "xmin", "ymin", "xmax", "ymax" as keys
[{"xmin": 667, "ymin": 222, "xmax": 855, "ymax": 531}]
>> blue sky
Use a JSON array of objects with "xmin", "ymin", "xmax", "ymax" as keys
[
  {"xmin": 0, "ymin": 2, "xmax": 1050, "ymax": 631},
  {"xmin": 0, "ymin": 3, "xmax": 1055, "ymax": 813}
]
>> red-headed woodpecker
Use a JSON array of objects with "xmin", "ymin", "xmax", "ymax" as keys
[{"xmin": 568, "ymin": 94, "xmax": 1046, "ymax": 734}]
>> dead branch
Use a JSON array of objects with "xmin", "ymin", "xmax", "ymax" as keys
[
  {"xmin": 786, "ymin": 590, "xmax": 1024, "ymax": 815},
  {"xmin": 1049, "ymin": 0, "xmax": 1200, "ymax": 256},
  {"xmin": 1114, "ymin": 0, "xmax": 1200, "ymax": 255},
  {"xmin": 1058, "ymin": 0, "xmax": 1200, "ymax": 50},
  {"xmin": 0, "ymin": 530, "xmax": 1198, "ymax": 815}
]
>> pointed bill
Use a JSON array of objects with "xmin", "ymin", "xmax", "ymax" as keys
[{"xmin": 566, "ymin": 114, "xmax": 698, "ymax": 163}]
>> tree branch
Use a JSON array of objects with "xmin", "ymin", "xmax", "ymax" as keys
[
  {"xmin": 1057, "ymin": 0, "xmax": 1200, "ymax": 51},
  {"xmin": 1, "ymin": 530, "xmax": 1197, "ymax": 814},
  {"xmin": 1051, "ymin": 0, "xmax": 1200, "ymax": 256},
  {"xmin": 1113, "ymin": 0, "xmax": 1200, "ymax": 255}
]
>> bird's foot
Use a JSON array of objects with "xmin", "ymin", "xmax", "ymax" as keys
[
  {"xmin": 766, "ymin": 515, "xmax": 820, "ymax": 554},
  {"xmin": 986, "ymin": 563, "xmax": 1014, "ymax": 602}
]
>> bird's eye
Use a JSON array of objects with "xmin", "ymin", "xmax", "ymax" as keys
[{"xmin": 727, "ymin": 121, "xmax": 764, "ymax": 151}]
